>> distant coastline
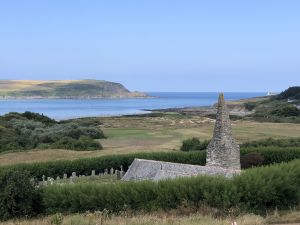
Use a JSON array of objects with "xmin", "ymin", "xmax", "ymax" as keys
[
  {"xmin": 0, "ymin": 79, "xmax": 149, "ymax": 99},
  {"xmin": 0, "ymin": 92, "xmax": 265, "ymax": 120},
  {"xmin": 0, "ymin": 95, "xmax": 153, "ymax": 100}
]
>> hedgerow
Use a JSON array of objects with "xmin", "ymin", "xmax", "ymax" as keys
[
  {"xmin": 42, "ymin": 160, "xmax": 300, "ymax": 215},
  {"xmin": 1, "ymin": 147, "xmax": 300, "ymax": 180}
]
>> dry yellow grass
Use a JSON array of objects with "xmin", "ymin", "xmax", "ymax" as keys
[
  {"xmin": 2, "ymin": 210, "xmax": 299, "ymax": 225},
  {"xmin": 0, "ymin": 80, "xmax": 75, "ymax": 92},
  {"xmin": 0, "ymin": 213, "xmax": 266, "ymax": 225}
]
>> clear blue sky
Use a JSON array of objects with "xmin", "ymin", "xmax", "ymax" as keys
[{"xmin": 0, "ymin": 0, "xmax": 299, "ymax": 92}]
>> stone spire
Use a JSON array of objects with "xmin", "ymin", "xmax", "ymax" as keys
[{"xmin": 206, "ymin": 93, "xmax": 241, "ymax": 170}]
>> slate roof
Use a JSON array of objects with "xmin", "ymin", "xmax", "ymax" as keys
[{"xmin": 122, "ymin": 159, "xmax": 241, "ymax": 181}]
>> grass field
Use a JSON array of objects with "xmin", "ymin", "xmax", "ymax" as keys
[{"xmin": 1, "ymin": 114, "xmax": 300, "ymax": 166}]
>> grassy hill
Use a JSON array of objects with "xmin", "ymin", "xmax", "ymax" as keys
[
  {"xmin": 243, "ymin": 86, "xmax": 300, "ymax": 123},
  {"xmin": 0, "ymin": 79, "xmax": 147, "ymax": 99}
]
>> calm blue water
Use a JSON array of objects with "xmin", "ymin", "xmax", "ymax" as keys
[{"xmin": 0, "ymin": 92, "xmax": 265, "ymax": 120}]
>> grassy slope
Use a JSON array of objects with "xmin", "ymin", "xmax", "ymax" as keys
[
  {"xmin": 0, "ymin": 80, "xmax": 145, "ymax": 98},
  {"xmin": 1, "ymin": 114, "xmax": 300, "ymax": 166}
]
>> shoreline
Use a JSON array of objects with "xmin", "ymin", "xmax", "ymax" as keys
[{"xmin": 0, "ymin": 94, "xmax": 268, "ymax": 120}]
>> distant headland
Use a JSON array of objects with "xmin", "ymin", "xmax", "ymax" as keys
[{"xmin": 0, "ymin": 79, "xmax": 148, "ymax": 99}]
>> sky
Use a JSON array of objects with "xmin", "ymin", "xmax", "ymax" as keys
[{"xmin": 0, "ymin": 0, "xmax": 299, "ymax": 92}]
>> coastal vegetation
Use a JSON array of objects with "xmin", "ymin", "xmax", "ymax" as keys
[
  {"xmin": 0, "ymin": 112, "xmax": 104, "ymax": 152},
  {"xmin": 244, "ymin": 86, "xmax": 300, "ymax": 123}
]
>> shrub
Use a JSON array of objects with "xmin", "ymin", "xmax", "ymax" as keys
[
  {"xmin": 270, "ymin": 105, "xmax": 300, "ymax": 117},
  {"xmin": 244, "ymin": 102, "xmax": 256, "ymax": 111},
  {"xmin": 0, "ymin": 170, "xmax": 41, "ymax": 220},
  {"xmin": 53, "ymin": 137, "xmax": 102, "ymax": 151},
  {"xmin": 180, "ymin": 138, "xmax": 210, "ymax": 151},
  {"xmin": 240, "ymin": 152, "xmax": 264, "ymax": 169},
  {"xmin": 0, "ymin": 112, "xmax": 105, "ymax": 152},
  {"xmin": 22, "ymin": 111, "xmax": 56, "ymax": 125},
  {"xmin": 234, "ymin": 160, "xmax": 300, "ymax": 212}
]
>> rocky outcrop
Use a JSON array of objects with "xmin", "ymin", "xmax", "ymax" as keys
[{"xmin": 206, "ymin": 93, "xmax": 241, "ymax": 170}]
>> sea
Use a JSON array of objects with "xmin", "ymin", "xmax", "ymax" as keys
[{"xmin": 0, "ymin": 92, "xmax": 265, "ymax": 120}]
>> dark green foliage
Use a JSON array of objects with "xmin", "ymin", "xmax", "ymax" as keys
[
  {"xmin": 234, "ymin": 160, "xmax": 300, "ymax": 212},
  {"xmin": 244, "ymin": 87, "xmax": 300, "ymax": 123},
  {"xmin": 244, "ymin": 102, "xmax": 256, "ymax": 111},
  {"xmin": 180, "ymin": 138, "xmax": 209, "ymax": 151},
  {"xmin": 241, "ymin": 137, "xmax": 300, "ymax": 148},
  {"xmin": 205, "ymin": 114, "xmax": 243, "ymax": 121},
  {"xmin": 275, "ymin": 86, "xmax": 300, "ymax": 100},
  {"xmin": 240, "ymin": 152, "xmax": 264, "ymax": 169},
  {"xmin": 53, "ymin": 137, "xmax": 102, "ymax": 151},
  {"xmin": 42, "ymin": 160, "xmax": 300, "ymax": 215},
  {"xmin": 270, "ymin": 105, "xmax": 300, "ymax": 117},
  {"xmin": 1, "ymin": 147, "xmax": 300, "ymax": 180},
  {"xmin": 0, "ymin": 170, "xmax": 41, "ymax": 220},
  {"xmin": 22, "ymin": 111, "xmax": 56, "ymax": 125},
  {"xmin": 0, "ymin": 112, "xmax": 105, "ymax": 152},
  {"xmin": 61, "ymin": 117, "xmax": 102, "ymax": 127}
]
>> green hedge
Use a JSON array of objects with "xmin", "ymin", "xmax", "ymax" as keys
[
  {"xmin": 0, "ymin": 151, "xmax": 207, "ymax": 179},
  {"xmin": 1, "ymin": 147, "xmax": 300, "ymax": 180},
  {"xmin": 42, "ymin": 160, "xmax": 300, "ymax": 214}
]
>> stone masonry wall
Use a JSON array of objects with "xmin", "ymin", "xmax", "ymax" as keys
[{"xmin": 206, "ymin": 93, "xmax": 241, "ymax": 170}]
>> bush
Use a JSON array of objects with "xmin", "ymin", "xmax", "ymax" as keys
[
  {"xmin": 240, "ymin": 152, "xmax": 264, "ymax": 169},
  {"xmin": 180, "ymin": 138, "xmax": 210, "ymax": 151},
  {"xmin": 0, "ymin": 170, "xmax": 41, "ymax": 220},
  {"xmin": 53, "ymin": 137, "xmax": 102, "ymax": 151},
  {"xmin": 0, "ymin": 112, "xmax": 105, "ymax": 152},
  {"xmin": 22, "ymin": 111, "xmax": 56, "ymax": 125},
  {"xmin": 244, "ymin": 102, "xmax": 256, "ymax": 111},
  {"xmin": 42, "ymin": 160, "xmax": 300, "ymax": 215},
  {"xmin": 270, "ymin": 106, "xmax": 300, "ymax": 117}
]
